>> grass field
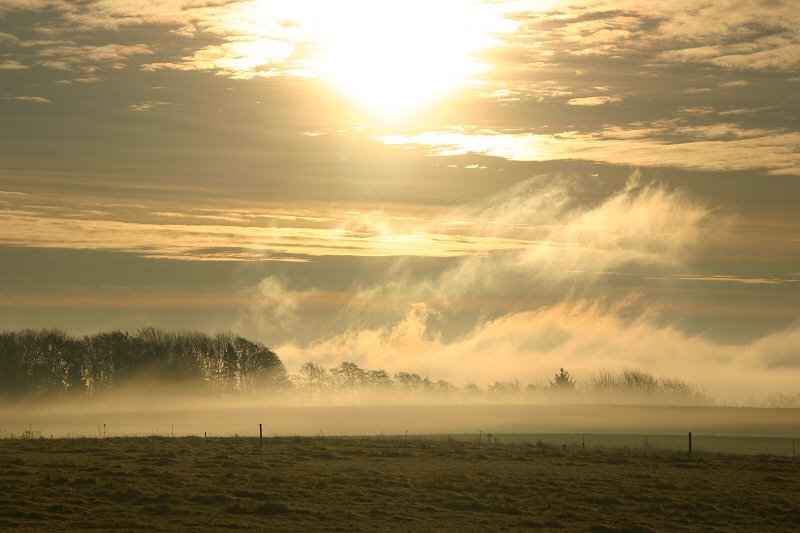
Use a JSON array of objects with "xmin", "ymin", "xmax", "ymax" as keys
[{"xmin": 1, "ymin": 435, "xmax": 797, "ymax": 531}]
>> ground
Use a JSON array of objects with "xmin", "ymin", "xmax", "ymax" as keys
[{"xmin": 0, "ymin": 436, "xmax": 797, "ymax": 531}]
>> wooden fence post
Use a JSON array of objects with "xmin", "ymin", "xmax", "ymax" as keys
[
  {"xmin": 259, "ymin": 423, "xmax": 263, "ymax": 448},
  {"xmin": 688, "ymin": 432, "xmax": 692, "ymax": 457}
]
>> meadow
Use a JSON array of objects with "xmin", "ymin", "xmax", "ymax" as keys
[{"xmin": 1, "ymin": 433, "xmax": 798, "ymax": 531}]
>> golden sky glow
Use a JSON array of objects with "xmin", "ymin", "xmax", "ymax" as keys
[
  {"xmin": 196, "ymin": 0, "xmax": 514, "ymax": 117},
  {"xmin": 306, "ymin": 0, "xmax": 503, "ymax": 116},
  {"xmin": 1, "ymin": 0, "xmax": 799, "ymax": 396}
]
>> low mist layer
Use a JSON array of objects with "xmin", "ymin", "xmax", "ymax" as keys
[
  {"xmin": 2, "ymin": 400, "xmax": 799, "ymax": 441},
  {"xmin": 2, "ymin": 328, "xmax": 799, "ymax": 410},
  {"xmin": 2, "ymin": 329, "xmax": 798, "ymax": 441}
]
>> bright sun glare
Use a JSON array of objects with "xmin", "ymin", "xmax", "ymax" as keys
[{"xmin": 301, "ymin": 0, "xmax": 504, "ymax": 118}]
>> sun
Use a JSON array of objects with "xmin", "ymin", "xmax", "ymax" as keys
[{"xmin": 301, "ymin": 0, "xmax": 501, "ymax": 118}]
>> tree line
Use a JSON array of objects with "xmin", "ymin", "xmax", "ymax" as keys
[
  {"xmin": 0, "ymin": 328, "xmax": 289, "ymax": 398},
  {"xmin": 0, "ymin": 328, "xmax": 706, "ymax": 404},
  {"xmin": 291, "ymin": 363, "xmax": 706, "ymax": 403}
]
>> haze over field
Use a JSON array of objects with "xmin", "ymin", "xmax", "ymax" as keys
[{"xmin": 1, "ymin": 0, "xmax": 799, "ymax": 404}]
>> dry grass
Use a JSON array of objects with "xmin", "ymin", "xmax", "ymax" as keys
[{"xmin": 0, "ymin": 436, "xmax": 797, "ymax": 531}]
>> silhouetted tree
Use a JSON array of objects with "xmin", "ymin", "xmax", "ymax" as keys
[
  {"xmin": 296, "ymin": 362, "xmax": 327, "ymax": 396},
  {"xmin": 620, "ymin": 368, "xmax": 657, "ymax": 393},
  {"xmin": 463, "ymin": 383, "xmax": 482, "ymax": 396},
  {"xmin": 0, "ymin": 328, "xmax": 288, "ymax": 397},
  {"xmin": 365, "ymin": 369, "xmax": 393, "ymax": 389},
  {"xmin": 488, "ymin": 379, "xmax": 522, "ymax": 398},
  {"xmin": 0, "ymin": 332, "xmax": 26, "ymax": 396},
  {"xmin": 236, "ymin": 336, "xmax": 289, "ymax": 392},
  {"xmin": 549, "ymin": 368, "xmax": 576, "ymax": 391},
  {"xmin": 435, "ymin": 379, "xmax": 458, "ymax": 395},
  {"xmin": 589, "ymin": 369, "xmax": 617, "ymax": 394},
  {"xmin": 394, "ymin": 372, "xmax": 424, "ymax": 393},
  {"xmin": 330, "ymin": 362, "xmax": 366, "ymax": 391},
  {"xmin": 589, "ymin": 368, "xmax": 701, "ymax": 403}
]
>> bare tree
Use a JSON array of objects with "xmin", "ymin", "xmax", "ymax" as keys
[{"xmin": 296, "ymin": 362, "xmax": 327, "ymax": 398}]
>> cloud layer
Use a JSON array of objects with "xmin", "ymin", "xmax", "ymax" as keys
[
  {"xmin": 275, "ymin": 300, "xmax": 800, "ymax": 402},
  {"xmin": 0, "ymin": 173, "xmax": 714, "ymax": 264},
  {"xmin": 381, "ymin": 123, "xmax": 800, "ymax": 175}
]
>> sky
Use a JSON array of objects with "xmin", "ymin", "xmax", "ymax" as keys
[{"xmin": 1, "ymin": 0, "xmax": 799, "ymax": 400}]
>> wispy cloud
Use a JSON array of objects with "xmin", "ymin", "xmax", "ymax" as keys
[
  {"xmin": 142, "ymin": 38, "xmax": 297, "ymax": 80},
  {"xmin": 567, "ymin": 95, "xmax": 623, "ymax": 106},
  {"xmin": 129, "ymin": 100, "xmax": 172, "ymax": 112},
  {"xmin": 0, "ymin": 172, "xmax": 717, "ymax": 267},
  {"xmin": 0, "ymin": 59, "xmax": 27, "ymax": 70},
  {"xmin": 673, "ymin": 275, "xmax": 798, "ymax": 285},
  {"xmin": 0, "ymin": 24, "xmax": 153, "ymax": 72},
  {"xmin": 658, "ymin": 40, "xmax": 800, "ymax": 72},
  {"xmin": 718, "ymin": 106, "xmax": 774, "ymax": 116},
  {"xmin": 54, "ymin": 75, "xmax": 102, "ymax": 85},
  {"xmin": 718, "ymin": 80, "xmax": 750, "ymax": 89},
  {"xmin": 3, "ymin": 95, "xmax": 50, "ymax": 103},
  {"xmin": 0, "ymin": 201, "xmax": 534, "ymax": 262},
  {"xmin": 34, "ymin": 43, "xmax": 153, "ymax": 72},
  {"xmin": 379, "ymin": 123, "xmax": 800, "ymax": 175},
  {"xmin": 313, "ymin": 173, "xmax": 721, "ymax": 346},
  {"xmin": 518, "ymin": 0, "xmax": 800, "ymax": 73},
  {"xmin": 275, "ymin": 299, "xmax": 800, "ymax": 401}
]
